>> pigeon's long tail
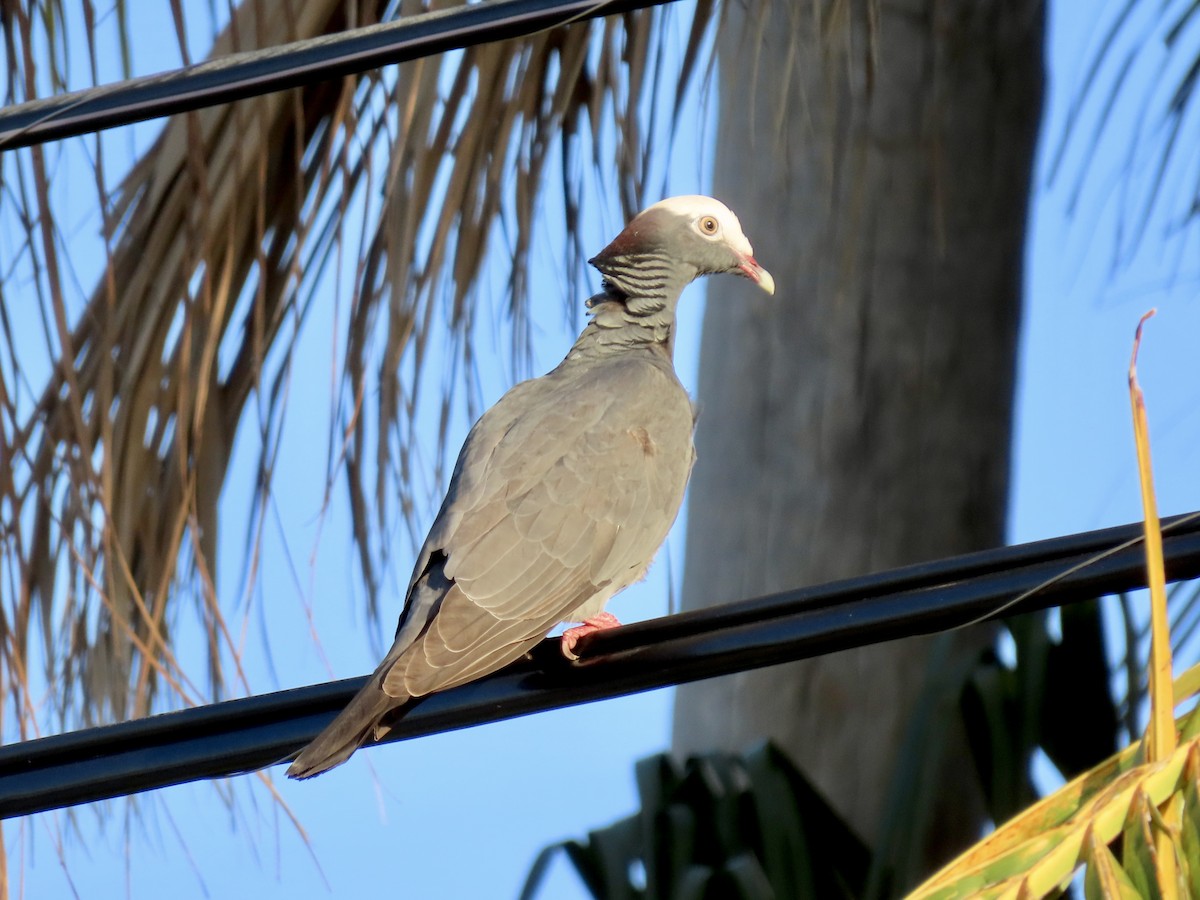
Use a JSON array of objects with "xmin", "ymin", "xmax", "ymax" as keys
[{"xmin": 286, "ymin": 682, "xmax": 402, "ymax": 779}]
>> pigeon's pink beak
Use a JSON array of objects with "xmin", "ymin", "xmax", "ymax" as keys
[{"xmin": 738, "ymin": 256, "xmax": 775, "ymax": 295}]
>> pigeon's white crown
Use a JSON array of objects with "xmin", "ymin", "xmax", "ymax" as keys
[{"xmin": 643, "ymin": 195, "xmax": 754, "ymax": 257}]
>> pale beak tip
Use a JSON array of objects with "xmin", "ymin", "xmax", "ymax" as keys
[{"xmin": 757, "ymin": 267, "xmax": 776, "ymax": 296}]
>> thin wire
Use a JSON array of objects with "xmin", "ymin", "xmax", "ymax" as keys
[{"xmin": 954, "ymin": 510, "xmax": 1200, "ymax": 630}]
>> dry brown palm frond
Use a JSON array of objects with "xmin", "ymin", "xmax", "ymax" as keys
[
  {"xmin": 0, "ymin": 0, "xmax": 718, "ymax": 743},
  {"xmin": 2, "ymin": 0, "xmax": 367, "ymax": 730}
]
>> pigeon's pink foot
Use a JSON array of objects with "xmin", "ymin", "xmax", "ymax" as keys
[{"xmin": 561, "ymin": 612, "xmax": 622, "ymax": 660}]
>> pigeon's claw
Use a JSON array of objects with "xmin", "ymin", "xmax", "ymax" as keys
[{"xmin": 561, "ymin": 612, "xmax": 622, "ymax": 660}]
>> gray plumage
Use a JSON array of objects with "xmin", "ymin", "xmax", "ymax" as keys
[{"xmin": 288, "ymin": 196, "xmax": 773, "ymax": 778}]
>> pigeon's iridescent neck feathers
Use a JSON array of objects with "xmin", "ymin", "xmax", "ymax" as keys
[{"xmin": 569, "ymin": 195, "xmax": 774, "ymax": 360}]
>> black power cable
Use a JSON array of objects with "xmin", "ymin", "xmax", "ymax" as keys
[
  {"xmin": 0, "ymin": 0, "xmax": 675, "ymax": 150},
  {"xmin": 3, "ymin": 513, "xmax": 1199, "ymax": 818}
]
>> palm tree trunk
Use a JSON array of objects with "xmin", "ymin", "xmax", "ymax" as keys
[{"xmin": 673, "ymin": 0, "xmax": 1044, "ymax": 876}]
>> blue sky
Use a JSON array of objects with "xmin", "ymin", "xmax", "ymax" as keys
[{"xmin": 5, "ymin": 0, "xmax": 1200, "ymax": 897}]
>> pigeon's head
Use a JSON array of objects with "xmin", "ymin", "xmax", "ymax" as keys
[{"xmin": 589, "ymin": 195, "xmax": 775, "ymax": 297}]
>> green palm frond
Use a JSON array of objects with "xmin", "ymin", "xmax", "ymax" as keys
[
  {"xmin": 911, "ymin": 673, "xmax": 1200, "ymax": 899},
  {"xmin": 521, "ymin": 743, "xmax": 872, "ymax": 900}
]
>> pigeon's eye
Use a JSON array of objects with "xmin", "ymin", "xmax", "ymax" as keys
[{"xmin": 698, "ymin": 215, "xmax": 719, "ymax": 236}]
